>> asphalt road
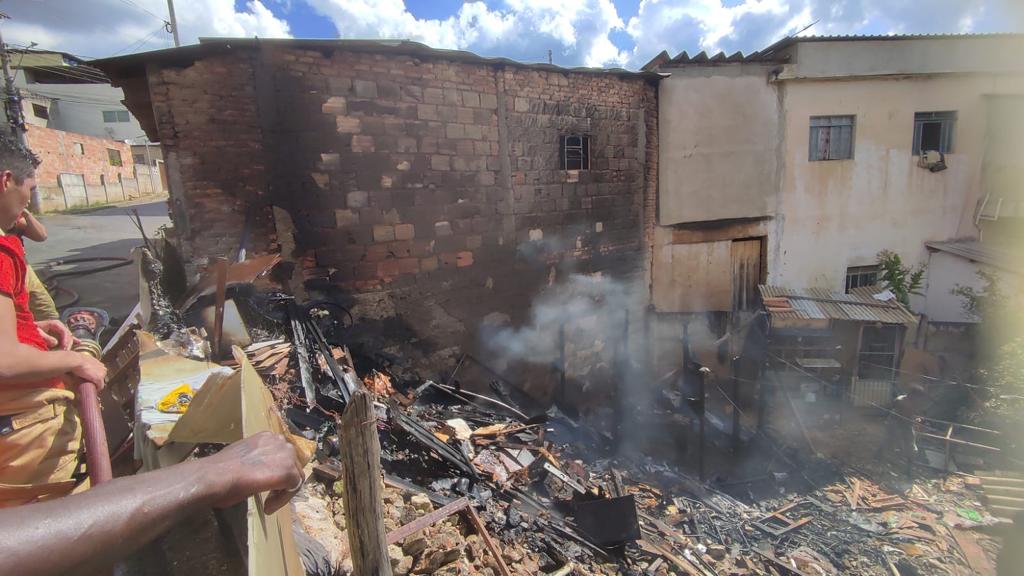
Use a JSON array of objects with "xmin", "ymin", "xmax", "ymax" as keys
[{"xmin": 26, "ymin": 199, "xmax": 171, "ymax": 330}]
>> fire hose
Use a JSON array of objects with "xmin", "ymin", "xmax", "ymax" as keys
[
  {"xmin": 76, "ymin": 380, "xmax": 112, "ymax": 484},
  {"xmin": 38, "ymin": 256, "xmax": 134, "ymax": 309}
]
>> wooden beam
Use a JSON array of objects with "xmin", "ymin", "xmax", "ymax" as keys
[
  {"xmin": 339, "ymin": 389, "xmax": 392, "ymax": 576},
  {"xmin": 464, "ymin": 505, "xmax": 513, "ymax": 576},
  {"xmin": 386, "ymin": 497, "xmax": 469, "ymax": 545}
]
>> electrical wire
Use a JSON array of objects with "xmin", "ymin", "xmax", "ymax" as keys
[
  {"xmin": 111, "ymin": 25, "xmax": 169, "ymax": 56},
  {"xmin": 117, "ymin": 0, "xmax": 169, "ymax": 24},
  {"xmin": 856, "ymin": 360, "xmax": 995, "ymax": 391}
]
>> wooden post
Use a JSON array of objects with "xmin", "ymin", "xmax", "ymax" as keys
[
  {"xmin": 698, "ymin": 368, "xmax": 707, "ymax": 482},
  {"xmin": 339, "ymin": 389, "xmax": 392, "ymax": 576},
  {"xmin": 211, "ymin": 257, "xmax": 228, "ymax": 361},
  {"xmin": 730, "ymin": 356, "xmax": 741, "ymax": 451}
]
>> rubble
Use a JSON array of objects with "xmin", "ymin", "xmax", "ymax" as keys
[{"xmin": 101, "ymin": 242, "xmax": 1010, "ymax": 576}]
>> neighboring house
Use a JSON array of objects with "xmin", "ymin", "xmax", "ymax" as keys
[
  {"xmin": 12, "ymin": 48, "xmax": 145, "ymax": 141},
  {"xmin": 646, "ymin": 34, "xmax": 1024, "ymax": 323}
]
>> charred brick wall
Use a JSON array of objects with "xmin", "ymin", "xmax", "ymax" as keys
[
  {"xmin": 144, "ymin": 45, "xmax": 657, "ymax": 390},
  {"xmin": 147, "ymin": 52, "xmax": 276, "ymax": 266}
]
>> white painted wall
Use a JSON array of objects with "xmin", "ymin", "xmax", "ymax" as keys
[
  {"xmin": 15, "ymin": 79, "xmax": 143, "ymax": 141},
  {"xmin": 658, "ymin": 64, "xmax": 780, "ymax": 225},
  {"xmin": 772, "ymin": 73, "xmax": 1024, "ymax": 293}
]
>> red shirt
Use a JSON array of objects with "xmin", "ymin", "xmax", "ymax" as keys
[{"xmin": 0, "ymin": 235, "xmax": 64, "ymax": 390}]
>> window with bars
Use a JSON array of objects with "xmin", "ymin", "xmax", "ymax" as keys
[
  {"xmin": 845, "ymin": 265, "xmax": 880, "ymax": 293},
  {"xmin": 103, "ymin": 110, "xmax": 130, "ymax": 123},
  {"xmin": 913, "ymin": 111, "xmax": 955, "ymax": 155},
  {"xmin": 809, "ymin": 115, "xmax": 855, "ymax": 161},
  {"xmin": 559, "ymin": 135, "xmax": 590, "ymax": 170}
]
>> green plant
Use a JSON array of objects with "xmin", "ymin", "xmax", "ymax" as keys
[
  {"xmin": 952, "ymin": 269, "xmax": 1007, "ymax": 322},
  {"xmin": 877, "ymin": 250, "xmax": 925, "ymax": 306}
]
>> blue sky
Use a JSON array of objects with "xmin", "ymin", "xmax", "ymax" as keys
[{"xmin": 4, "ymin": 0, "xmax": 1023, "ymax": 70}]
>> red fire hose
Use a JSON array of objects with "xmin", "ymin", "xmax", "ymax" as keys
[{"xmin": 77, "ymin": 380, "xmax": 112, "ymax": 485}]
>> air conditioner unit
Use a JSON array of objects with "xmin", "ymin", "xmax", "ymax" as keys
[{"xmin": 919, "ymin": 150, "xmax": 947, "ymax": 172}]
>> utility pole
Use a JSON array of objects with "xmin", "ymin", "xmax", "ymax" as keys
[
  {"xmin": 0, "ymin": 16, "xmax": 37, "ymax": 210},
  {"xmin": 166, "ymin": 0, "xmax": 180, "ymax": 47}
]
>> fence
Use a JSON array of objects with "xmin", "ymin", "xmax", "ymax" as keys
[{"xmin": 39, "ymin": 163, "xmax": 166, "ymax": 212}]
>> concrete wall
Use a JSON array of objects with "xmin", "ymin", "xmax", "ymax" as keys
[
  {"xmin": 780, "ymin": 36, "xmax": 1024, "ymax": 81},
  {"xmin": 16, "ymin": 79, "xmax": 144, "ymax": 141},
  {"xmin": 658, "ymin": 64, "xmax": 780, "ymax": 224},
  {"xmin": 774, "ymin": 73, "xmax": 1024, "ymax": 291}
]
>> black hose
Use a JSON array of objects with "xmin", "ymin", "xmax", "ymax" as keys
[{"xmin": 37, "ymin": 256, "xmax": 133, "ymax": 309}]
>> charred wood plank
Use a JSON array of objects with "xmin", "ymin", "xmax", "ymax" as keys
[
  {"xmin": 464, "ymin": 505, "xmax": 513, "ymax": 576},
  {"xmin": 286, "ymin": 301, "xmax": 316, "ymax": 409},
  {"xmin": 386, "ymin": 497, "xmax": 469, "ymax": 545},
  {"xmin": 338, "ymin": 389, "xmax": 391, "ymax": 575}
]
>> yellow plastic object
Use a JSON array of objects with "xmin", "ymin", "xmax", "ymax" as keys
[{"xmin": 156, "ymin": 384, "xmax": 196, "ymax": 414}]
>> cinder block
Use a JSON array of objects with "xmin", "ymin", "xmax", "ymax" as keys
[
  {"xmin": 347, "ymin": 190, "xmax": 369, "ymax": 208},
  {"xmin": 373, "ymin": 224, "xmax": 396, "ymax": 243},
  {"xmin": 461, "ymin": 91, "xmax": 481, "ymax": 108},
  {"xmin": 394, "ymin": 223, "xmax": 415, "ymax": 240},
  {"xmin": 430, "ymin": 155, "xmax": 450, "ymax": 171},
  {"xmin": 336, "ymin": 116, "xmax": 361, "ymax": 133},
  {"xmin": 322, "ymin": 96, "xmax": 347, "ymax": 114},
  {"xmin": 351, "ymin": 135, "xmax": 375, "ymax": 153},
  {"xmin": 335, "ymin": 209, "xmax": 359, "ymax": 227},
  {"xmin": 353, "ymin": 79, "xmax": 378, "ymax": 99},
  {"xmin": 434, "ymin": 221, "xmax": 452, "ymax": 236}
]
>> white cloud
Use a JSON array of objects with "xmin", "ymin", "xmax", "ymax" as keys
[
  {"xmin": 306, "ymin": 0, "xmax": 629, "ymax": 67},
  {"xmin": 1, "ymin": 0, "xmax": 291, "ymax": 59}
]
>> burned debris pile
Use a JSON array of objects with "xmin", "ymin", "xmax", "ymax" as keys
[{"xmin": 106, "ymin": 252, "xmax": 1008, "ymax": 576}]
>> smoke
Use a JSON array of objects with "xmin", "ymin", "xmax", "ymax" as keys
[{"xmin": 481, "ymin": 272, "xmax": 640, "ymax": 370}]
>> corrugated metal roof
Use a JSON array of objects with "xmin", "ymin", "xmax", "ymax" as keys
[
  {"xmin": 649, "ymin": 32, "xmax": 1024, "ymax": 69},
  {"xmin": 759, "ymin": 285, "xmax": 917, "ymax": 325},
  {"xmin": 925, "ymin": 240, "xmax": 1019, "ymax": 273}
]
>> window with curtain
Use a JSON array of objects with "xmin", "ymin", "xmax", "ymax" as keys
[{"xmin": 809, "ymin": 115, "xmax": 855, "ymax": 161}]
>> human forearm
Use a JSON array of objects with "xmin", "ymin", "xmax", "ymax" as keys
[
  {"xmin": 20, "ymin": 210, "xmax": 46, "ymax": 242},
  {"xmin": 0, "ymin": 343, "xmax": 84, "ymax": 384},
  {"xmin": 0, "ymin": 432, "xmax": 301, "ymax": 576},
  {"xmin": 0, "ymin": 459, "xmax": 222, "ymax": 576}
]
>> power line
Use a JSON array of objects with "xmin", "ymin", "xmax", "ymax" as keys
[
  {"xmin": 111, "ymin": 24, "xmax": 169, "ymax": 56},
  {"xmin": 117, "ymin": 0, "xmax": 168, "ymax": 25}
]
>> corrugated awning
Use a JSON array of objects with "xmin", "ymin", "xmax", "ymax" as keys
[{"xmin": 759, "ymin": 285, "xmax": 917, "ymax": 324}]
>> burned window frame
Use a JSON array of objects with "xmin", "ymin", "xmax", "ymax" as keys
[
  {"xmin": 808, "ymin": 115, "xmax": 855, "ymax": 161},
  {"xmin": 845, "ymin": 264, "xmax": 880, "ymax": 293},
  {"xmin": 913, "ymin": 111, "xmax": 956, "ymax": 155},
  {"xmin": 560, "ymin": 134, "xmax": 590, "ymax": 171}
]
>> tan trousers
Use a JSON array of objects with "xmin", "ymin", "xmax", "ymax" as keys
[
  {"xmin": 25, "ymin": 263, "xmax": 59, "ymax": 321},
  {"xmin": 0, "ymin": 388, "xmax": 82, "ymax": 507}
]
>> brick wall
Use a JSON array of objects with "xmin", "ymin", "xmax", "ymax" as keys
[
  {"xmin": 147, "ymin": 53, "xmax": 274, "ymax": 265},
  {"xmin": 144, "ymin": 45, "xmax": 658, "ymax": 392},
  {"xmin": 25, "ymin": 124, "xmax": 138, "ymax": 210}
]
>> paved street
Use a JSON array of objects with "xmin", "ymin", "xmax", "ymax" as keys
[{"xmin": 26, "ymin": 199, "xmax": 171, "ymax": 328}]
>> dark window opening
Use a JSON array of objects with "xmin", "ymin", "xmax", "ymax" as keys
[
  {"xmin": 858, "ymin": 326, "xmax": 900, "ymax": 381},
  {"xmin": 107, "ymin": 148, "xmax": 122, "ymax": 167},
  {"xmin": 845, "ymin": 265, "xmax": 880, "ymax": 293},
  {"xmin": 31, "ymin": 103, "xmax": 49, "ymax": 119},
  {"xmin": 103, "ymin": 110, "xmax": 131, "ymax": 123},
  {"xmin": 913, "ymin": 111, "xmax": 955, "ymax": 154},
  {"xmin": 560, "ymin": 135, "xmax": 590, "ymax": 170},
  {"xmin": 809, "ymin": 115, "xmax": 855, "ymax": 161}
]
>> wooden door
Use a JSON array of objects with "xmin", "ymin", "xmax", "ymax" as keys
[{"xmin": 731, "ymin": 238, "xmax": 764, "ymax": 311}]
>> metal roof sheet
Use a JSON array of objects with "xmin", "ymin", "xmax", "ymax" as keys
[
  {"xmin": 925, "ymin": 240, "xmax": 1020, "ymax": 273},
  {"xmin": 759, "ymin": 285, "xmax": 917, "ymax": 325}
]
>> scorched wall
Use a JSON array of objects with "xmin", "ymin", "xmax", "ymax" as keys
[{"xmin": 124, "ymin": 41, "xmax": 658, "ymax": 391}]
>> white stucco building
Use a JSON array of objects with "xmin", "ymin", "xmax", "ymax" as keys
[{"xmin": 647, "ymin": 34, "xmax": 1024, "ymax": 323}]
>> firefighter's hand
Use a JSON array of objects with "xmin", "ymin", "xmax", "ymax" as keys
[
  {"xmin": 36, "ymin": 320, "xmax": 76, "ymax": 351},
  {"xmin": 203, "ymin": 432, "xmax": 304, "ymax": 515},
  {"xmin": 70, "ymin": 355, "xmax": 107, "ymax": 390}
]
